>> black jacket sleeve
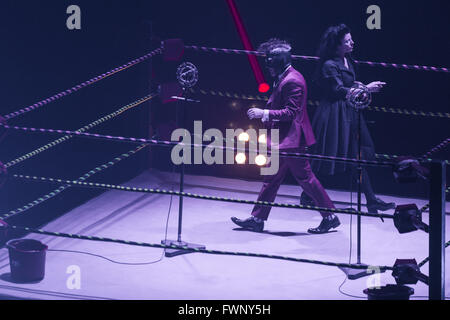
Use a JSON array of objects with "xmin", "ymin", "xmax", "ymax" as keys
[{"xmin": 321, "ymin": 61, "xmax": 350, "ymax": 100}]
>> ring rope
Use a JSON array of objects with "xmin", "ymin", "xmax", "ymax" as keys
[
  {"xmin": 6, "ymin": 224, "xmax": 394, "ymax": 271},
  {"xmin": 4, "ymin": 93, "xmax": 157, "ymax": 169},
  {"xmin": 192, "ymin": 131, "xmax": 448, "ymax": 216},
  {"xmin": 3, "ymin": 48, "xmax": 162, "ymax": 121},
  {"xmin": 192, "ymin": 130, "xmax": 449, "ymax": 166},
  {"xmin": 185, "ymin": 45, "xmax": 450, "ymax": 73},
  {"xmin": 188, "ymin": 89, "xmax": 450, "ymax": 163},
  {"xmin": 419, "ymin": 185, "xmax": 450, "ymax": 213},
  {"xmin": 415, "ymin": 139, "xmax": 450, "ymax": 219},
  {"xmin": 11, "ymin": 174, "xmax": 394, "ymax": 219},
  {"xmin": 192, "ymin": 129, "xmax": 449, "ymax": 169},
  {"xmin": 417, "ymin": 239, "xmax": 450, "ymax": 268},
  {"xmin": 0, "ymin": 144, "xmax": 148, "ymax": 220},
  {"xmin": 420, "ymin": 138, "xmax": 450, "ymax": 160},
  {"xmin": 189, "ymin": 88, "xmax": 450, "ymax": 119},
  {"xmin": 0, "ymin": 123, "xmax": 395, "ymax": 167},
  {"xmin": 375, "ymin": 153, "xmax": 449, "ymax": 166},
  {"xmin": 190, "ymin": 88, "xmax": 268, "ymax": 101}
]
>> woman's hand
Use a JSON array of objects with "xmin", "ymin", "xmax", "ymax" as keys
[{"xmin": 366, "ymin": 81, "xmax": 386, "ymax": 93}]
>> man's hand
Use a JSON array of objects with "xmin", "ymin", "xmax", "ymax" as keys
[
  {"xmin": 366, "ymin": 81, "xmax": 386, "ymax": 93},
  {"xmin": 247, "ymin": 108, "xmax": 264, "ymax": 120}
]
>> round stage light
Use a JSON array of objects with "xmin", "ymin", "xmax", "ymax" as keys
[
  {"xmin": 238, "ymin": 132, "xmax": 250, "ymax": 142},
  {"xmin": 258, "ymin": 134, "xmax": 267, "ymax": 144},
  {"xmin": 255, "ymin": 155, "xmax": 267, "ymax": 166},
  {"xmin": 235, "ymin": 153, "xmax": 246, "ymax": 164}
]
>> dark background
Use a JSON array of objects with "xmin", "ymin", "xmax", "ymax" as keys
[{"xmin": 0, "ymin": 0, "xmax": 448, "ymax": 230}]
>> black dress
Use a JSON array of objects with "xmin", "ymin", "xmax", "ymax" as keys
[{"xmin": 311, "ymin": 57, "xmax": 375, "ymax": 176}]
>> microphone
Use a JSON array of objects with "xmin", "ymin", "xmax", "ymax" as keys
[{"xmin": 170, "ymin": 96, "xmax": 201, "ymax": 103}]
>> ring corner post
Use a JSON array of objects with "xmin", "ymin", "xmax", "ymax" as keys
[
  {"xmin": 146, "ymin": 20, "xmax": 154, "ymax": 171},
  {"xmin": 429, "ymin": 160, "xmax": 445, "ymax": 300}
]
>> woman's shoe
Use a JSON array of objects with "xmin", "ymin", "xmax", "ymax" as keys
[{"xmin": 367, "ymin": 197, "xmax": 396, "ymax": 213}]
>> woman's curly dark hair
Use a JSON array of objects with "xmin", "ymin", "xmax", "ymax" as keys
[
  {"xmin": 313, "ymin": 23, "xmax": 352, "ymax": 81},
  {"xmin": 317, "ymin": 23, "xmax": 351, "ymax": 61}
]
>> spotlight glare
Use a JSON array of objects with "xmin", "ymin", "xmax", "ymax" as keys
[
  {"xmin": 255, "ymin": 155, "xmax": 267, "ymax": 166},
  {"xmin": 235, "ymin": 153, "xmax": 246, "ymax": 164},
  {"xmin": 258, "ymin": 134, "xmax": 267, "ymax": 144},
  {"xmin": 238, "ymin": 132, "xmax": 250, "ymax": 142}
]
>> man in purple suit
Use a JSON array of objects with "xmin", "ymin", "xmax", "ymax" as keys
[{"xmin": 231, "ymin": 38, "xmax": 340, "ymax": 234}]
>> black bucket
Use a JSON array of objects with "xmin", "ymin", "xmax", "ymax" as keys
[
  {"xmin": 364, "ymin": 284, "xmax": 414, "ymax": 300},
  {"xmin": 7, "ymin": 239, "xmax": 48, "ymax": 283}
]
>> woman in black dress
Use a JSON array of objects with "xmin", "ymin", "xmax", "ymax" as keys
[{"xmin": 301, "ymin": 24, "xmax": 395, "ymax": 214}]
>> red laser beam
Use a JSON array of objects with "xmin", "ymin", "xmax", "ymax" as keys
[{"xmin": 225, "ymin": 0, "xmax": 269, "ymax": 93}]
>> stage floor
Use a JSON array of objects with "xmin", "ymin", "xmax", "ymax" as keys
[{"xmin": 0, "ymin": 169, "xmax": 448, "ymax": 300}]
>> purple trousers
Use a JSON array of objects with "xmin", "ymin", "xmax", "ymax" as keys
[{"xmin": 251, "ymin": 148, "xmax": 335, "ymax": 220}]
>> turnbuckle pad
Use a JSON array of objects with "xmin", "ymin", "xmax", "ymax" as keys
[
  {"xmin": 393, "ymin": 157, "xmax": 429, "ymax": 183},
  {"xmin": 392, "ymin": 259, "xmax": 429, "ymax": 285},
  {"xmin": 394, "ymin": 204, "xmax": 429, "ymax": 234}
]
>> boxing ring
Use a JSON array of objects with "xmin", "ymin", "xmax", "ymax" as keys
[{"xmin": 0, "ymin": 40, "xmax": 448, "ymax": 300}]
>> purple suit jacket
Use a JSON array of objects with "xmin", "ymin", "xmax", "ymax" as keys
[{"xmin": 266, "ymin": 66, "xmax": 316, "ymax": 150}]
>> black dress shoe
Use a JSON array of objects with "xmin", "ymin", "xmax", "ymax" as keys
[
  {"xmin": 367, "ymin": 197, "xmax": 396, "ymax": 213},
  {"xmin": 307, "ymin": 216, "xmax": 341, "ymax": 234},
  {"xmin": 231, "ymin": 216, "xmax": 264, "ymax": 232},
  {"xmin": 300, "ymin": 191, "xmax": 315, "ymax": 206}
]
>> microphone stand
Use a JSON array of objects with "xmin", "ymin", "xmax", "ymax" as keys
[
  {"xmin": 339, "ymin": 96, "xmax": 383, "ymax": 279},
  {"xmin": 161, "ymin": 88, "xmax": 205, "ymax": 257},
  {"xmin": 356, "ymin": 108, "xmax": 365, "ymax": 266}
]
